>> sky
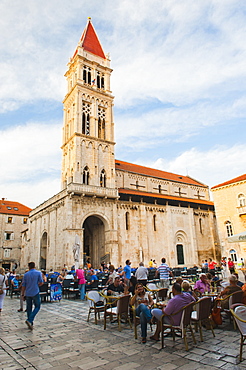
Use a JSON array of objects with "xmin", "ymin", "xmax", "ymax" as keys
[{"xmin": 0, "ymin": 0, "xmax": 246, "ymax": 209}]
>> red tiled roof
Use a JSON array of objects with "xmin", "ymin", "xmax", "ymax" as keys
[
  {"xmin": 0, "ymin": 199, "xmax": 31, "ymax": 216},
  {"xmin": 211, "ymin": 174, "xmax": 246, "ymax": 190},
  {"xmin": 118, "ymin": 188, "xmax": 214, "ymax": 206},
  {"xmin": 115, "ymin": 159, "xmax": 207, "ymax": 187},
  {"xmin": 76, "ymin": 18, "xmax": 106, "ymax": 59}
]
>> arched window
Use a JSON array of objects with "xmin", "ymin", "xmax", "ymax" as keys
[
  {"xmin": 83, "ymin": 66, "xmax": 91, "ymax": 84},
  {"xmin": 97, "ymin": 74, "xmax": 100, "ymax": 88},
  {"xmin": 82, "ymin": 103, "xmax": 90, "ymax": 135},
  {"xmin": 225, "ymin": 221, "xmax": 233, "ymax": 237},
  {"xmin": 100, "ymin": 169, "xmax": 106, "ymax": 187},
  {"xmin": 98, "ymin": 107, "xmax": 106, "ymax": 139},
  {"xmin": 125, "ymin": 212, "xmax": 130, "ymax": 230},
  {"xmin": 82, "ymin": 166, "xmax": 89, "ymax": 185},
  {"xmin": 176, "ymin": 244, "xmax": 184, "ymax": 265},
  {"xmin": 238, "ymin": 194, "xmax": 246, "ymax": 207},
  {"xmin": 153, "ymin": 215, "xmax": 157, "ymax": 231},
  {"xmin": 101, "ymin": 75, "xmax": 105, "ymax": 89},
  {"xmin": 158, "ymin": 185, "xmax": 162, "ymax": 194},
  {"xmin": 199, "ymin": 218, "xmax": 203, "ymax": 234},
  {"xmin": 230, "ymin": 249, "xmax": 237, "ymax": 262}
]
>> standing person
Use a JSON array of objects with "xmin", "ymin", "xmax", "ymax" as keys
[
  {"xmin": 149, "ymin": 259, "xmax": 153, "ymax": 268},
  {"xmin": 21, "ymin": 262, "xmax": 43, "ymax": 330},
  {"xmin": 156, "ymin": 258, "xmax": 172, "ymax": 289},
  {"xmin": 123, "ymin": 260, "xmax": 131, "ymax": 286},
  {"xmin": 135, "ymin": 262, "xmax": 148, "ymax": 286},
  {"xmin": 208, "ymin": 258, "xmax": 217, "ymax": 272},
  {"xmin": 228, "ymin": 258, "xmax": 235, "ymax": 274},
  {"xmin": 76, "ymin": 266, "xmax": 86, "ymax": 300},
  {"xmin": 0, "ymin": 267, "xmax": 7, "ymax": 314}
]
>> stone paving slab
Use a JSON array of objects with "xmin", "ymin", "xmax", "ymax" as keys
[{"xmin": 1, "ymin": 296, "xmax": 246, "ymax": 369}]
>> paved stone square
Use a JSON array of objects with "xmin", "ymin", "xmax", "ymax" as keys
[{"xmin": 1, "ymin": 295, "xmax": 246, "ymax": 369}]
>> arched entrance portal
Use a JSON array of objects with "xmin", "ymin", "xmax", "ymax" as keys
[
  {"xmin": 40, "ymin": 232, "xmax": 47, "ymax": 270},
  {"xmin": 83, "ymin": 216, "xmax": 106, "ymax": 268}
]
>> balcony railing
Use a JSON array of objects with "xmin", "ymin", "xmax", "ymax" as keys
[
  {"xmin": 237, "ymin": 206, "xmax": 246, "ymax": 216},
  {"xmin": 67, "ymin": 183, "xmax": 119, "ymax": 199}
]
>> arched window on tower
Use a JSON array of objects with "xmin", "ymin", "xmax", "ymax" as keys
[
  {"xmin": 225, "ymin": 221, "xmax": 233, "ymax": 237},
  {"xmin": 158, "ymin": 185, "xmax": 162, "ymax": 194},
  {"xmin": 97, "ymin": 73, "xmax": 100, "ymax": 88},
  {"xmin": 98, "ymin": 107, "xmax": 106, "ymax": 139},
  {"xmin": 126, "ymin": 212, "xmax": 130, "ymax": 230},
  {"xmin": 101, "ymin": 75, "xmax": 105, "ymax": 89},
  {"xmin": 82, "ymin": 103, "xmax": 90, "ymax": 135},
  {"xmin": 82, "ymin": 166, "xmax": 89, "ymax": 185},
  {"xmin": 100, "ymin": 169, "xmax": 106, "ymax": 187},
  {"xmin": 83, "ymin": 66, "xmax": 91, "ymax": 84}
]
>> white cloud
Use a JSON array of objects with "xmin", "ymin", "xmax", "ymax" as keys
[
  {"xmin": 145, "ymin": 145, "xmax": 246, "ymax": 189},
  {"xmin": 0, "ymin": 122, "xmax": 61, "ymax": 208}
]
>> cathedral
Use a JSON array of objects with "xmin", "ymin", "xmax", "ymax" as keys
[{"xmin": 22, "ymin": 18, "xmax": 220, "ymax": 271}]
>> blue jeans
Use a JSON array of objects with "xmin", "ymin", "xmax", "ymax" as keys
[
  {"xmin": 135, "ymin": 303, "xmax": 152, "ymax": 338},
  {"xmin": 26, "ymin": 293, "xmax": 41, "ymax": 325},
  {"xmin": 78, "ymin": 284, "xmax": 85, "ymax": 300}
]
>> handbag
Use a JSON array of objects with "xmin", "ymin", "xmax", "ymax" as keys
[
  {"xmin": 0, "ymin": 276, "xmax": 5, "ymax": 295},
  {"xmin": 211, "ymin": 307, "xmax": 222, "ymax": 325}
]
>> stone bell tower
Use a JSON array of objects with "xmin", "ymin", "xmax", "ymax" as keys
[{"xmin": 61, "ymin": 18, "xmax": 117, "ymax": 198}]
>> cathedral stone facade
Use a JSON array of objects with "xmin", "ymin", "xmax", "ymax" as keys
[{"xmin": 22, "ymin": 19, "xmax": 220, "ymax": 271}]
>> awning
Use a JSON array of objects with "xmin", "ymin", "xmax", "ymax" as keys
[{"xmin": 228, "ymin": 231, "xmax": 246, "ymax": 243}]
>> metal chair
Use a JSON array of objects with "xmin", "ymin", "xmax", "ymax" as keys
[
  {"xmin": 191, "ymin": 297, "xmax": 215, "ymax": 341},
  {"xmin": 104, "ymin": 294, "xmax": 132, "ymax": 331},
  {"xmin": 230, "ymin": 305, "xmax": 246, "ymax": 361},
  {"xmin": 161, "ymin": 301, "xmax": 196, "ymax": 351},
  {"xmin": 156, "ymin": 288, "xmax": 168, "ymax": 303}
]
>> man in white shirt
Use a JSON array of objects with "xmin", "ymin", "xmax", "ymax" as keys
[{"xmin": 135, "ymin": 262, "xmax": 148, "ymax": 286}]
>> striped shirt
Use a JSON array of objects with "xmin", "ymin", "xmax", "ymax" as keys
[{"xmin": 157, "ymin": 263, "xmax": 170, "ymax": 279}]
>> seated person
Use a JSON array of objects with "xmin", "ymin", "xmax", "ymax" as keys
[
  {"xmin": 86, "ymin": 269, "xmax": 98, "ymax": 289},
  {"xmin": 181, "ymin": 281, "xmax": 193, "ymax": 296},
  {"xmin": 106, "ymin": 265, "xmax": 118, "ymax": 285},
  {"xmin": 193, "ymin": 273, "xmax": 211, "ymax": 295},
  {"xmin": 130, "ymin": 283, "xmax": 154, "ymax": 343},
  {"xmin": 65, "ymin": 271, "xmax": 74, "ymax": 279},
  {"xmin": 11, "ymin": 275, "xmax": 21, "ymax": 290},
  {"xmin": 217, "ymin": 274, "xmax": 242, "ymax": 310},
  {"xmin": 107, "ymin": 276, "xmax": 126, "ymax": 296},
  {"xmin": 151, "ymin": 283, "xmax": 195, "ymax": 341},
  {"xmin": 128, "ymin": 276, "xmax": 137, "ymax": 295},
  {"xmin": 234, "ymin": 273, "xmax": 244, "ymax": 287}
]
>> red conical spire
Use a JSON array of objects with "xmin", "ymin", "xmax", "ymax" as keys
[{"xmin": 79, "ymin": 17, "xmax": 106, "ymax": 59}]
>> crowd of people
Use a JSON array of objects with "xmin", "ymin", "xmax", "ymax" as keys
[{"xmin": 1, "ymin": 256, "xmax": 246, "ymax": 344}]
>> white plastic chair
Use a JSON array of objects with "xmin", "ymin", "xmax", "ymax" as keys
[
  {"xmin": 86, "ymin": 291, "xmax": 105, "ymax": 324},
  {"xmin": 230, "ymin": 305, "xmax": 246, "ymax": 361}
]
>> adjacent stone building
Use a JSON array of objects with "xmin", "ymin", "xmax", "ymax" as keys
[
  {"xmin": 211, "ymin": 174, "xmax": 246, "ymax": 263},
  {"xmin": 23, "ymin": 18, "xmax": 220, "ymax": 271},
  {"xmin": 0, "ymin": 198, "xmax": 31, "ymax": 270}
]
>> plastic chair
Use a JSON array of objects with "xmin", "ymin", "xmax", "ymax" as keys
[
  {"xmin": 86, "ymin": 291, "xmax": 105, "ymax": 324},
  {"xmin": 104, "ymin": 294, "xmax": 132, "ymax": 331},
  {"xmin": 161, "ymin": 301, "xmax": 196, "ymax": 351},
  {"xmin": 230, "ymin": 305, "xmax": 246, "ymax": 361},
  {"xmin": 191, "ymin": 297, "xmax": 215, "ymax": 341}
]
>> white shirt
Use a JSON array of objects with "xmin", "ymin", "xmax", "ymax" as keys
[{"xmin": 135, "ymin": 266, "xmax": 148, "ymax": 280}]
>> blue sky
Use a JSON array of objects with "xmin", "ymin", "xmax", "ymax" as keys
[{"xmin": 0, "ymin": 0, "xmax": 246, "ymax": 208}]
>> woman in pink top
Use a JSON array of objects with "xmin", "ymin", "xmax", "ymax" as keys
[{"xmin": 76, "ymin": 267, "xmax": 86, "ymax": 300}]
